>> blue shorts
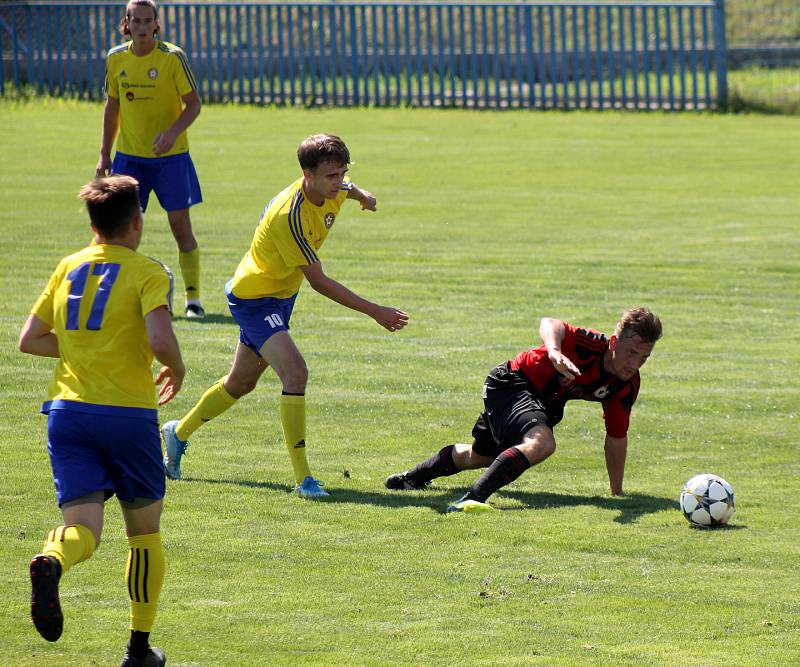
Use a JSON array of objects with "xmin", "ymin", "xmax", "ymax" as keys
[
  {"xmin": 226, "ymin": 280, "xmax": 298, "ymax": 357},
  {"xmin": 112, "ymin": 151, "xmax": 202, "ymax": 213},
  {"xmin": 44, "ymin": 403, "xmax": 165, "ymax": 507}
]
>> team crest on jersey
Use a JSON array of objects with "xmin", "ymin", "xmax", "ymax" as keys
[
  {"xmin": 593, "ymin": 385, "xmax": 610, "ymax": 399},
  {"xmin": 148, "ymin": 67, "xmax": 159, "ymax": 79},
  {"xmin": 324, "ymin": 213, "xmax": 335, "ymax": 229}
]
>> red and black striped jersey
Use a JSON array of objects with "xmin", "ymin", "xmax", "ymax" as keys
[{"xmin": 509, "ymin": 322, "xmax": 640, "ymax": 437}]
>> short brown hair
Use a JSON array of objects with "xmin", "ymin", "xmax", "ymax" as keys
[
  {"xmin": 615, "ymin": 307, "xmax": 663, "ymax": 343},
  {"xmin": 78, "ymin": 176, "xmax": 142, "ymax": 237},
  {"xmin": 119, "ymin": 0, "xmax": 159, "ymax": 37},
  {"xmin": 297, "ymin": 134, "xmax": 350, "ymax": 171}
]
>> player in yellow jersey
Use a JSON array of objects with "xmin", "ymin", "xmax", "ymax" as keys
[
  {"xmin": 19, "ymin": 176, "xmax": 184, "ymax": 667},
  {"xmin": 97, "ymin": 0, "xmax": 206, "ymax": 320},
  {"xmin": 162, "ymin": 134, "xmax": 409, "ymax": 497}
]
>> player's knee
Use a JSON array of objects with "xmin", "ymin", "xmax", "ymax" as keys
[
  {"xmin": 520, "ymin": 434, "xmax": 556, "ymax": 460},
  {"xmin": 280, "ymin": 361, "xmax": 308, "ymax": 393},
  {"xmin": 224, "ymin": 375, "xmax": 258, "ymax": 398}
]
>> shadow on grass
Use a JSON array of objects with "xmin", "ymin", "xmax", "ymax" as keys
[
  {"xmin": 498, "ymin": 490, "xmax": 678, "ymax": 524},
  {"xmin": 174, "ymin": 313, "xmax": 235, "ymax": 325},
  {"xmin": 185, "ymin": 476, "xmax": 677, "ymax": 522}
]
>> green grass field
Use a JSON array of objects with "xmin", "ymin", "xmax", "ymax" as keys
[{"xmin": 0, "ymin": 100, "xmax": 798, "ymax": 666}]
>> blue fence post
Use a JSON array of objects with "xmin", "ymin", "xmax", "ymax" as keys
[
  {"xmin": 701, "ymin": 5, "xmax": 712, "ymax": 108},
  {"xmin": 689, "ymin": 6, "xmax": 699, "ymax": 109},
  {"xmin": 665, "ymin": 6, "xmax": 675, "ymax": 109},
  {"xmin": 677, "ymin": 7, "xmax": 687, "ymax": 109},
  {"xmin": 618, "ymin": 5, "xmax": 627, "ymax": 109},
  {"xmin": 712, "ymin": 0, "xmax": 728, "ymax": 109},
  {"xmin": 582, "ymin": 5, "xmax": 591, "ymax": 108}
]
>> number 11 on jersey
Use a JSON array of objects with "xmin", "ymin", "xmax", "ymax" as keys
[{"xmin": 66, "ymin": 262, "xmax": 122, "ymax": 331}]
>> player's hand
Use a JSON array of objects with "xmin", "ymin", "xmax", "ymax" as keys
[
  {"xmin": 152, "ymin": 129, "xmax": 177, "ymax": 156},
  {"xmin": 548, "ymin": 351, "xmax": 581, "ymax": 381},
  {"xmin": 358, "ymin": 189, "xmax": 377, "ymax": 211},
  {"xmin": 372, "ymin": 306, "xmax": 409, "ymax": 332},
  {"xmin": 155, "ymin": 365, "xmax": 184, "ymax": 405},
  {"xmin": 95, "ymin": 154, "xmax": 112, "ymax": 178}
]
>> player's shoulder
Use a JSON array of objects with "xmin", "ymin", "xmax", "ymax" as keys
[
  {"xmin": 267, "ymin": 180, "xmax": 304, "ymax": 217},
  {"xmin": 136, "ymin": 253, "xmax": 174, "ymax": 278},
  {"xmin": 106, "ymin": 42, "xmax": 131, "ymax": 60},
  {"xmin": 60, "ymin": 244, "xmax": 99, "ymax": 267},
  {"xmin": 157, "ymin": 40, "xmax": 186, "ymax": 57},
  {"xmin": 572, "ymin": 324, "xmax": 609, "ymax": 346}
]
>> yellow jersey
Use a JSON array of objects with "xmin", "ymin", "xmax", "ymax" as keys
[
  {"xmin": 230, "ymin": 178, "xmax": 352, "ymax": 299},
  {"xmin": 105, "ymin": 40, "xmax": 197, "ymax": 158},
  {"xmin": 32, "ymin": 244, "xmax": 174, "ymax": 411}
]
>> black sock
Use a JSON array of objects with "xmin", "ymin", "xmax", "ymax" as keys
[
  {"xmin": 129, "ymin": 630, "xmax": 150, "ymax": 659},
  {"xmin": 469, "ymin": 447, "xmax": 531, "ymax": 502},
  {"xmin": 406, "ymin": 445, "xmax": 460, "ymax": 485}
]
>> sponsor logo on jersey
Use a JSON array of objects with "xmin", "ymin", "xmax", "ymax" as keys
[{"xmin": 126, "ymin": 91, "xmax": 135, "ymax": 101}]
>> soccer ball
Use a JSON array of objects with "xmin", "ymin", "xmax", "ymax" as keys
[{"xmin": 680, "ymin": 473, "xmax": 735, "ymax": 527}]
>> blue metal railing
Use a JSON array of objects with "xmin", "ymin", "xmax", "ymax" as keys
[{"xmin": 0, "ymin": 2, "xmax": 728, "ymax": 110}]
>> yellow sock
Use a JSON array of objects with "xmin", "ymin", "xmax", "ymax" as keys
[
  {"xmin": 280, "ymin": 393, "xmax": 311, "ymax": 485},
  {"xmin": 42, "ymin": 524, "xmax": 96, "ymax": 572},
  {"xmin": 178, "ymin": 247, "xmax": 201, "ymax": 302},
  {"xmin": 126, "ymin": 532, "xmax": 165, "ymax": 633},
  {"xmin": 176, "ymin": 379, "xmax": 237, "ymax": 440}
]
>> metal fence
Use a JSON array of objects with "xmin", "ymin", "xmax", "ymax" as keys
[{"xmin": 0, "ymin": 1, "xmax": 728, "ymax": 110}]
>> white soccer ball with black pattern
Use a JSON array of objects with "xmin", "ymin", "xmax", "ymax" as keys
[{"xmin": 680, "ymin": 473, "xmax": 735, "ymax": 527}]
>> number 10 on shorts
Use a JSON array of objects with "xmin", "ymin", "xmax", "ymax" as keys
[{"xmin": 264, "ymin": 313, "xmax": 284, "ymax": 329}]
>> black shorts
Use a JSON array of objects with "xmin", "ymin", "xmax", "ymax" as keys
[{"xmin": 471, "ymin": 362, "xmax": 559, "ymax": 458}]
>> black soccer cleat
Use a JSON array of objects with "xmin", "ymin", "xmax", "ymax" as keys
[
  {"xmin": 385, "ymin": 472, "xmax": 431, "ymax": 491},
  {"xmin": 120, "ymin": 643, "xmax": 167, "ymax": 667},
  {"xmin": 184, "ymin": 303, "xmax": 206, "ymax": 319},
  {"xmin": 30, "ymin": 554, "xmax": 63, "ymax": 642}
]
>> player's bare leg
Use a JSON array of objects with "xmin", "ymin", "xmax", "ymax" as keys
[
  {"xmin": 223, "ymin": 341, "xmax": 271, "ymax": 398},
  {"xmin": 257, "ymin": 332, "xmax": 327, "ymax": 497},
  {"xmin": 514, "ymin": 425, "xmax": 557, "ymax": 466},
  {"xmin": 257, "ymin": 330, "xmax": 307, "ymax": 394}
]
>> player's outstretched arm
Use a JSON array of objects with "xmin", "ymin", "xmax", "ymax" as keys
[
  {"xmin": 145, "ymin": 306, "xmax": 186, "ymax": 405},
  {"xmin": 96, "ymin": 95, "xmax": 120, "ymax": 177},
  {"xmin": 346, "ymin": 184, "xmax": 377, "ymax": 211},
  {"xmin": 18, "ymin": 315, "xmax": 59, "ymax": 358},
  {"xmin": 300, "ymin": 262, "xmax": 408, "ymax": 332},
  {"xmin": 604, "ymin": 435, "xmax": 627, "ymax": 496},
  {"xmin": 540, "ymin": 317, "xmax": 581, "ymax": 380}
]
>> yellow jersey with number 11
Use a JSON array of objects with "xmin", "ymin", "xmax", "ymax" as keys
[{"xmin": 32, "ymin": 244, "xmax": 173, "ymax": 411}]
